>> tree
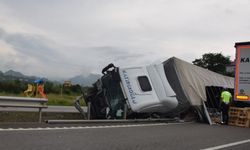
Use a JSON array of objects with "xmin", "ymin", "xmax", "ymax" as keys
[{"xmin": 192, "ymin": 53, "xmax": 232, "ymax": 76}]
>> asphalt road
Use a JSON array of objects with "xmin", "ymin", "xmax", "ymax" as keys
[{"xmin": 0, "ymin": 122, "xmax": 249, "ymax": 150}]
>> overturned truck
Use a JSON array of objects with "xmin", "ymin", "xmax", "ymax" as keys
[{"xmin": 80, "ymin": 57, "xmax": 234, "ymax": 121}]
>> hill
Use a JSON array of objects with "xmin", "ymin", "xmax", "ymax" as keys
[
  {"xmin": 4, "ymin": 70, "xmax": 26, "ymax": 78},
  {"xmin": 69, "ymin": 73, "xmax": 101, "ymax": 86},
  {"xmin": 0, "ymin": 70, "xmax": 42, "ymax": 82}
]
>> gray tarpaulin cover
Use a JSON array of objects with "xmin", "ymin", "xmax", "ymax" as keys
[{"xmin": 163, "ymin": 57, "xmax": 234, "ymax": 119}]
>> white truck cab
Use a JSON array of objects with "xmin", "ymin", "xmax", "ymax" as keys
[
  {"xmin": 84, "ymin": 62, "xmax": 178, "ymax": 119},
  {"xmin": 119, "ymin": 64, "xmax": 178, "ymax": 113}
]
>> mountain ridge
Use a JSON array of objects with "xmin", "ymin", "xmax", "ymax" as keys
[
  {"xmin": 0, "ymin": 69, "xmax": 101, "ymax": 86},
  {"xmin": 69, "ymin": 73, "xmax": 101, "ymax": 86}
]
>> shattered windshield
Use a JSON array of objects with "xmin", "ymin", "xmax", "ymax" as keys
[{"xmin": 102, "ymin": 73, "xmax": 125, "ymax": 119}]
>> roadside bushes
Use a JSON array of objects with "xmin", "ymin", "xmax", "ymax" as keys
[
  {"xmin": 0, "ymin": 80, "xmax": 27, "ymax": 94},
  {"xmin": 0, "ymin": 80, "xmax": 86, "ymax": 95}
]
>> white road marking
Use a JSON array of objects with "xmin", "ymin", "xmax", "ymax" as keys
[
  {"xmin": 0, "ymin": 122, "xmax": 185, "ymax": 132},
  {"xmin": 201, "ymin": 139, "xmax": 250, "ymax": 150}
]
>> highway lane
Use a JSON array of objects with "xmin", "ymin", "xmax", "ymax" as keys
[{"xmin": 0, "ymin": 123, "xmax": 249, "ymax": 150}]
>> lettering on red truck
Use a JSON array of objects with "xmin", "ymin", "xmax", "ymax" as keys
[{"xmin": 241, "ymin": 57, "xmax": 250, "ymax": 63}]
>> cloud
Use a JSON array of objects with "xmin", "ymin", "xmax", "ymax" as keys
[
  {"xmin": 0, "ymin": 27, "xmax": 70, "ymax": 78},
  {"xmin": 89, "ymin": 46, "xmax": 145, "ymax": 60},
  {"xmin": 1, "ymin": 0, "xmax": 250, "ymax": 79},
  {"xmin": 0, "ymin": 28, "xmax": 59, "ymax": 61}
]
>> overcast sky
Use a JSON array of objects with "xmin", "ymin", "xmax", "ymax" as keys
[{"xmin": 0, "ymin": 0, "xmax": 250, "ymax": 79}]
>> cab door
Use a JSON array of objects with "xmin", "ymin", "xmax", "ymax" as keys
[{"xmin": 119, "ymin": 67, "xmax": 159, "ymax": 112}]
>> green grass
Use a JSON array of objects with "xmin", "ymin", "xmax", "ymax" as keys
[
  {"xmin": 0, "ymin": 92, "xmax": 86, "ymax": 106},
  {"xmin": 47, "ymin": 94, "xmax": 86, "ymax": 106},
  {"xmin": 0, "ymin": 92, "xmax": 23, "ymax": 97}
]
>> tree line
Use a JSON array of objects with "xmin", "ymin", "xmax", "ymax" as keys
[{"xmin": 192, "ymin": 52, "xmax": 234, "ymax": 77}]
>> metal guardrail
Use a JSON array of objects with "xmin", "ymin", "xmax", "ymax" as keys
[{"xmin": 0, "ymin": 96, "xmax": 48, "ymax": 123}]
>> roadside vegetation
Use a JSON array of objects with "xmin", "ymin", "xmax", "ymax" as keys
[
  {"xmin": 0, "ymin": 80, "xmax": 88, "ymax": 106},
  {"xmin": 193, "ymin": 52, "xmax": 234, "ymax": 77}
]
